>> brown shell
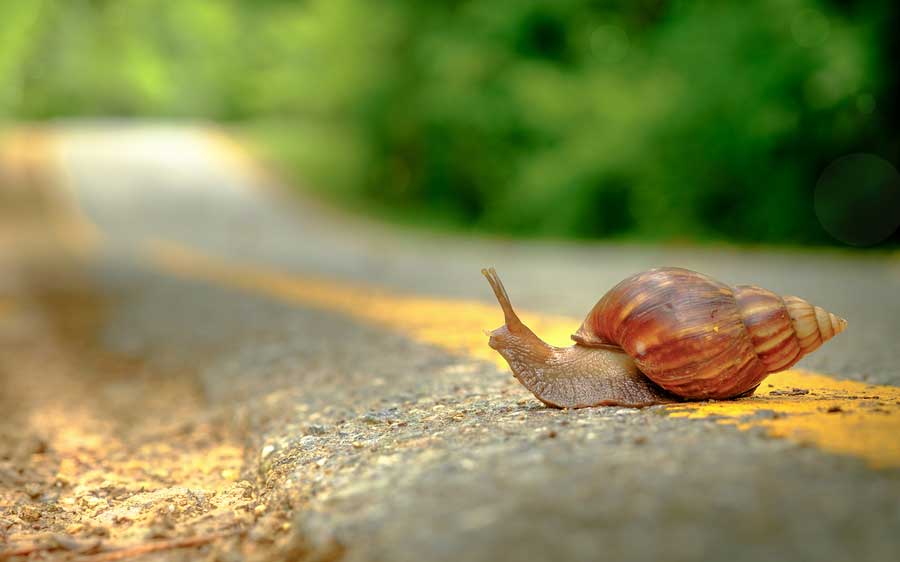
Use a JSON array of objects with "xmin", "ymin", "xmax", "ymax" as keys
[{"xmin": 572, "ymin": 267, "xmax": 847, "ymax": 400}]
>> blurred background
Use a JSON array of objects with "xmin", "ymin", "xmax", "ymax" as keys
[{"xmin": 2, "ymin": 0, "xmax": 898, "ymax": 246}]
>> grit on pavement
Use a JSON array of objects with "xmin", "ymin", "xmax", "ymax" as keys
[{"xmin": 1, "ymin": 123, "xmax": 899, "ymax": 562}]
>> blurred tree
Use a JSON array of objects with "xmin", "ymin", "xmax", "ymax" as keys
[{"xmin": 0, "ymin": 0, "xmax": 895, "ymax": 245}]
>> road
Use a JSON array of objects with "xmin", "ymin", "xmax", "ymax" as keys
[{"xmin": 1, "ymin": 123, "xmax": 899, "ymax": 562}]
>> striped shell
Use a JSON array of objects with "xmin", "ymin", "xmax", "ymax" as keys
[{"xmin": 572, "ymin": 267, "xmax": 847, "ymax": 399}]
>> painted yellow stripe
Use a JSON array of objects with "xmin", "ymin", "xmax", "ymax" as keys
[
  {"xmin": 145, "ymin": 239, "xmax": 577, "ymax": 363},
  {"xmin": 0, "ymin": 298, "xmax": 15, "ymax": 316},
  {"xmin": 0, "ymin": 130, "xmax": 101, "ymax": 257},
  {"xmin": 667, "ymin": 378, "xmax": 900, "ymax": 470},
  {"xmin": 146, "ymin": 239, "xmax": 900, "ymax": 470}
]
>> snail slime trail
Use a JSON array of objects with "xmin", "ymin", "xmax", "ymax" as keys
[{"xmin": 481, "ymin": 267, "xmax": 847, "ymax": 409}]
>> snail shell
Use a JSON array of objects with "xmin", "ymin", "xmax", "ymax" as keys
[{"xmin": 572, "ymin": 267, "xmax": 847, "ymax": 399}]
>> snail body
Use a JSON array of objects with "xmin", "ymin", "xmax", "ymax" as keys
[{"xmin": 482, "ymin": 267, "xmax": 847, "ymax": 408}]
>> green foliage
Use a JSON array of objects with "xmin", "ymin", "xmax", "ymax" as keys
[{"xmin": 1, "ymin": 0, "xmax": 894, "ymax": 244}]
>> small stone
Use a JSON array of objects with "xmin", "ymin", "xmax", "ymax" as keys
[
  {"xmin": 238, "ymin": 481, "xmax": 255, "ymax": 499},
  {"xmin": 86, "ymin": 524, "xmax": 110, "ymax": 538},
  {"xmin": 17, "ymin": 505, "xmax": 41, "ymax": 522},
  {"xmin": 827, "ymin": 405, "xmax": 843, "ymax": 413},
  {"xmin": 306, "ymin": 424, "xmax": 329, "ymax": 435},
  {"xmin": 146, "ymin": 525, "xmax": 171, "ymax": 539},
  {"xmin": 24, "ymin": 483, "xmax": 43, "ymax": 498},
  {"xmin": 361, "ymin": 413, "xmax": 381, "ymax": 424},
  {"xmin": 81, "ymin": 495, "xmax": 103, "ymax": 508}
]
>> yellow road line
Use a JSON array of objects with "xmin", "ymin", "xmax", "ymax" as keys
[
  {"xmin": 0, "ymin": 298, "xmax": 15, "ymax": 316},
  {"xmin": 0, "ymin": 129, "xmax": 101, "ymax": 257},
  {"xmin": 146, "ymin": 238, "xmax": 900, "ymax": 470}
]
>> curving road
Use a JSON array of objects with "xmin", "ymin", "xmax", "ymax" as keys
[{"xmin": 1, "ymin": 123, "xmax": 899, "ymax": 562}]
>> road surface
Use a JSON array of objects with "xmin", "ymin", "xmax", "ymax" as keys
[{"xmin": 1, "ymin": 124, "xmax": 899, "ymax": 562}]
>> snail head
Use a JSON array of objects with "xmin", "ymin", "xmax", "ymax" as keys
[
  {"xmin": 481, "ymin": 267, "xmax": 552, "ymax": 361},
  {"xmin": 486, "ymin": 324, "xmax": 516, "ymax": 352}
]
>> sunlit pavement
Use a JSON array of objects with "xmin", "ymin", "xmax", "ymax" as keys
[{"xmin": 1, "ymin": 124, "xmax": 899, "ymax": 562}]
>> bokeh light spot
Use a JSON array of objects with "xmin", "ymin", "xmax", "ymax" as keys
[{"xmin": 814, "ymin": 153, "xmax": 900, "ymax": 246}]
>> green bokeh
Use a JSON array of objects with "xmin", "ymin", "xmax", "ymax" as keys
[{"xmin": 1, "ymin": 0, "xmax": 895, "ymax": 245}]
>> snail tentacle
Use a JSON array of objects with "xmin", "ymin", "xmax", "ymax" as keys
[{"xmin": 481, "ymin": 267, "xmax": 522, "ymax": 330}]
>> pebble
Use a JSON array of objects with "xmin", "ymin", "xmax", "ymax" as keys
[
  {"xmin": 306, "ymin": 423, "xmax": 329, "ymax": 435},
  {"xmin": 361, "ymin": 413, "xmax": 382, "ymax": 424},
  {"xmin": 24, "ymin": 483, "xmax": 43, "ymax": 498}
]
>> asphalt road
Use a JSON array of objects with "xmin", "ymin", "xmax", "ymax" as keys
[{"xmin": 2, "ymin": 123, "xmax": 899, "ymax": 562}]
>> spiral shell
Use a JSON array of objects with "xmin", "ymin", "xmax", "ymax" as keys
[{"xmin": 572, "ymin": 267, "xmax": 847, "ymax": 399}]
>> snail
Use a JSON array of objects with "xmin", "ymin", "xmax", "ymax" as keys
[{"xmin": 482, "ymin": 267, "xmax": 847, "ymax": 408}]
